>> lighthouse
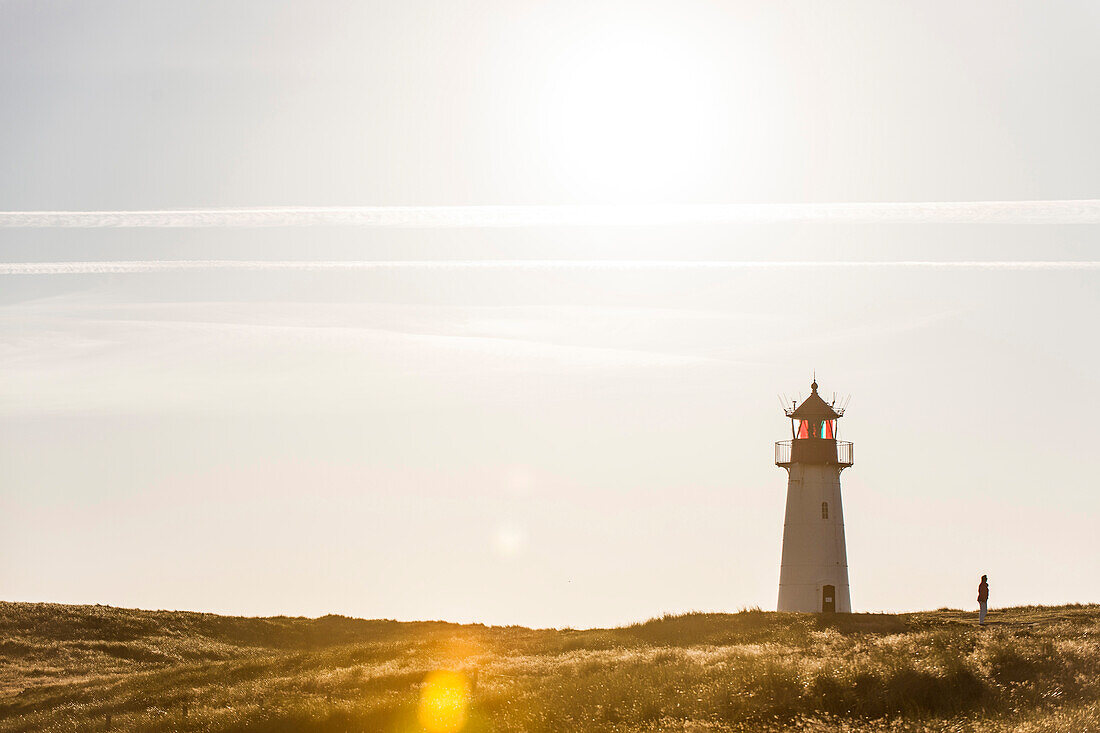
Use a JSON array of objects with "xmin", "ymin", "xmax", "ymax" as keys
[{"xmin": 775, "ymin": 380, "xmax": 854, "ymax": 613}]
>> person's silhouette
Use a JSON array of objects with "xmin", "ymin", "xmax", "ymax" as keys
[{"xmin": 977, "ymin": 574, "xmax": 989, "ymax": 626}]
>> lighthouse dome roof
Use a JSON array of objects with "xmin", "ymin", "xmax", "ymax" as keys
[{"xmin": 788, "ymin": 381, "xmax": 842, "ymax": 420}]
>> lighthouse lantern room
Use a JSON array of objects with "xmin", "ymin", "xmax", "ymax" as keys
[{"xmin": 775, "ymin": 380, "xmax": 854, "ymax": 613}]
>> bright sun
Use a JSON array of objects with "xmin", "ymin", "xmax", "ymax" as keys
[{"xmin": 538, "ymin": 25, "xmax": 728, "ymax": 201}]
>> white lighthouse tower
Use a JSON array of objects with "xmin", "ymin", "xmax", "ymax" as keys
[{"xmin": 775, "ymin": 380, "xmax": 854, "ymax": 613}]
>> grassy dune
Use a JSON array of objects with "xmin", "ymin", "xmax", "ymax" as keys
[{"xmin": 1, "ymin": 602, "xmax": 1098, "ymax": 732}]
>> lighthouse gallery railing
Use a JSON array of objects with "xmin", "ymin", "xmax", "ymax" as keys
[{"xmin": 775, "ymin": 440, "xmax": 854, "ymax": 467}]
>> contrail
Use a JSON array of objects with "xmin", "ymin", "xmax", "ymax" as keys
[
  {"xmin": 3, "ymin": 260, "xmax": 1098, "ymax": 275},
  {"xmin": 1, "ymin": 200, "xmax": 1099, "ymax": 228}
]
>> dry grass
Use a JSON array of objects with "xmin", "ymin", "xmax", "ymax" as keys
[{"xmin": 1, "ymin": 602, "xmax": 1098, "ymax": 732}]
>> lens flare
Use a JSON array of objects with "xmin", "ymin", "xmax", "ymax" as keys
[{"xmin": 417, "ymin": 670, "xmax": 470, "ymax": 733}]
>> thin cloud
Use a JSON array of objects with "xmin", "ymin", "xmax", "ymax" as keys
[
  {"xmin": 0, "ymin": 200, "xmax": 1099, "ymax": 228},
  {"xmin": 2, "ymin": 260, "xmax": 1099, "ymax": 275},
  {"xmin": 0, "ymin": 303, "xmax": 719, "ymax": 416}
]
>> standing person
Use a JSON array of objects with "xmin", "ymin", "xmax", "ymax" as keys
[{"xmin": 977, "ymin": 574, "xmax": 989, "ymax": 626}]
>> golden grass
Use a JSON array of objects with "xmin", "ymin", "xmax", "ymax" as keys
[{"xmin": 1, "ymin": 602, "xmax": 1098, "ymax": 732}]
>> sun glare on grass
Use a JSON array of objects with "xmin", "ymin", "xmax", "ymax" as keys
[{"xmin": 417, "ymin": 670, "xmax": 471, "ymax": 733}]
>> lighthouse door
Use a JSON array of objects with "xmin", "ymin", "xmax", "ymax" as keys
[{"xmin": 822, "ymin": 585, "xmax": 836, "ymax": 613}]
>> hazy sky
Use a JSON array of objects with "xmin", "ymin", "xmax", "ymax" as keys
[{"xmin": 2, "ymin": 1, "xmax": 1099, "ymax": 628}]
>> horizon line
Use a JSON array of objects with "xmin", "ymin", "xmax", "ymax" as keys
[{"xmin": 2, "ymin": 199, "xmax": 1100, "ymax": 228}]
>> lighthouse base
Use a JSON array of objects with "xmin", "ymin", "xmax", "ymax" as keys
[{"xmin": 777, "ymin": 581, "xmax": 851, "ymax": 614}]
